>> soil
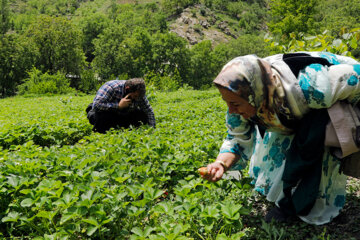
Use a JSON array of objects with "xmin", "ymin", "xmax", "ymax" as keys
[{"xmin": 327, "ymin": 177, "xmax": 360, "ymax": 240}]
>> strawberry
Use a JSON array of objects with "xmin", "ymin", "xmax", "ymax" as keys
[{"xmin": 198, "ymin": 167, "xmax": 208, "ymax": 176}]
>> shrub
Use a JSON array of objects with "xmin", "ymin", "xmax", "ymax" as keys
[
  {"xmin": 144, "ymin": 70, "xmax": 180, "ymax": 92},
  {"xmin": 18, "ymin": 68, "xmax": 74, "ymax": 95},
  {"xmin": 265, "ymin": 28, "xmax": 360, "ymax": 57},
  {"xmin": 78, "ymin": 69, "xmax": 101, "ymax": 94}
]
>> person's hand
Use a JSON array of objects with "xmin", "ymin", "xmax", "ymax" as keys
[
  {"xmin": 201, "ymin": 162, "xmax": 225, "ymax": 182},
  {"xmin": 118, "ymin": 94, "xmax": 132, "ymax": 109}
]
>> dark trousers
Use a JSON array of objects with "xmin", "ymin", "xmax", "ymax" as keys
[
  {"xmin": 278, "ymin": 109, "xmax": 329, "ymax": 216},
  {"xmin": 86, "ymin": 103, "xmax": 148, "ymax": 133}
]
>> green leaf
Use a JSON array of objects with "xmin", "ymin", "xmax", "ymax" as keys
[
  {"xmin": 220, "ymin": 202, "xmax": 241, "ymax": 220},
  {"xmin": 7, "ymin": 176, "xmax": 20, "ymax": 188},
  {"xmin": 20, "ymin": 189, "xmax": 32, "ymax": 195},
  {"xmin": 115, "ymin": 176, "xmax": 130, "ymax": 183},
  {"xmin": 36, "ymin": 211, "xmax": 53, "ymax": 220},
  {"xmin": 81, "ymin": 189, "xmax": 94, "ymax": 201},
  {"xmin": 20, "ymin": 198, "xmax": 34, "ymax": 207},
  {"xmin": 87, "ymin": 226, "xmax": 98, "ymax": 236},
  {"xmin": 350, "ymin": 38, "xmax": 358, "ymax": 49},
  {"xmin": 144, "ymin": 187, "xmax": 164, "ymax": 201},
  {"xmin": 60, "ymin": 213, "xmax": 77, "ymax": 225},
  {"xmin": 2, "ymin": 212, "xmax": 20, "ymax": 222},
  {"xmin": 143, "ymin": 226, "xmax": 155, "ymax": 236},
  {"xmin": 82, "ymin": 217, "xmax": 99, "ymax": 226},
  {"xmin": 216, "ymin": 233, "xmax": 229, "ymax": 240},
  {"xmin": 131, "ymin": 227, "xmax": 145, "ymax": 237}
]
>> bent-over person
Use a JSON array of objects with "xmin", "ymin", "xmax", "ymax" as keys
[
  {"xmin": 86, "ymin": 78, "xmax": 155, "ymax": 133},
  {"xmin": 202, "ymin": 52, "xmax": 360, "ymax": 225}
]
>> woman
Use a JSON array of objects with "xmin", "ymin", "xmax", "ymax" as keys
[{"xmin": 203, "ymin": 52, "xmax": 360, "ymax": 225}]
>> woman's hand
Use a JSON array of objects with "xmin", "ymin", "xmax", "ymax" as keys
[
  {"xmin": 200, "ymin": 153, "xmax": 239, "ymax": 182},
  {"xmin": 201, "ymin": 162, "xmax": 226, "ymax": 182}
]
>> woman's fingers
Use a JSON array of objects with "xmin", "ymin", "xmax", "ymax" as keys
[{"xmin": 200, "ymin": 163, "xmax": 224, "ymax": 182}]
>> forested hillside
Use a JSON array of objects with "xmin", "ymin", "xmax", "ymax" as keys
[{"xmin": 0, "ymin": 0, "xmax": 360, "ymax": 97}]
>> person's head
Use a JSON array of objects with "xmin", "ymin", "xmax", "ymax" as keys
[
  {"xmin": 124, "ymin": 78, "xmax": 146, "ymax": 100},
  {"xmin": 213, "ymin": 55, "xmax": 275, "ymax": 120},
  {"xmin": 216, "ymin": 84, "xmax": 256, "ymax": 119}
]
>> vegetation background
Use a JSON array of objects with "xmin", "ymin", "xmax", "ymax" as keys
[
  {"xmin": 0, "ymin": 0, "xmax": 360, "ymax": 239},
  {"xmin": 1, "ymin": 0, "xmax": 360, "ymax": 97}
]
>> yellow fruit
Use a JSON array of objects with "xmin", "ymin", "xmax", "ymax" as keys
[{"xmin": 198, "ymin": 167, "xmax": 208, "ymax": 176}]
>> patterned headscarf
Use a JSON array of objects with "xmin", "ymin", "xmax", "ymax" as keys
[{"xmin": 213, "ymin": 55, "xmax": 293, "ymax": 134}]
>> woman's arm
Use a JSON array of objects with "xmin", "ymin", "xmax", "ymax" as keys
[{"xmin": 203, "ymin": 111, "xmax": 256, "ymax": 182}]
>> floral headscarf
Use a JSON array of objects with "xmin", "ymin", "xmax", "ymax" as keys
[{"xmin": 213, "ymin": 55, "xmax": 294, "ymax": 134}]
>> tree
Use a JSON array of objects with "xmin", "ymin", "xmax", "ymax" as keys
[
  {"xmin": 161, "ymin": 0, "xmax": 200, "ymax": 16},
  {"xmin": 316, "ymin": 0, "xmax": 360, "ymax": 36},
  {"xmin": 0, "ymin": 33, "xmax": 37, "ymax": 97},
  {"xmin": 114, "ymin": 28, "xmax": 153, "ymax": 78},
  {"xmin": 91, "ymin": 23, "xmax": 129, "ymax": 80},
  {"xmin": 78, "ymin": 12, "xmax": 110, "ymax": 63},
  {"xmin": 151, "ymin": 32, "xmax": 190, "ymax": 83},
  {"xmin": 188, "ymin": 40, "xmax": 215, "ymax": 89},
  {"xmin": 25, "ymin": 16, "xmax": 86, "ymax": 81},
  {"xmin": 268, "ymin": 0, "xmax": 319, "ymax": 39},
  {"xmin": 0, "ymin": 0, "xmax": 10, "ymax": 34}
]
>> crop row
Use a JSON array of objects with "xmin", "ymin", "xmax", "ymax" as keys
[{"xmin": 0, "ymin": 89, "xmax": 258, "ymax": 239}]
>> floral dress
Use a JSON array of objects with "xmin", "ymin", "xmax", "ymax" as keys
[{"xmin": 218, "ymin": 52, "xmax": 360, "ymax": 225}]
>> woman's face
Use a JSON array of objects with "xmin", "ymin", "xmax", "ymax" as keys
[{"xmin": 217, "ymin": 87, "xmax": 256, "ymax": 119}]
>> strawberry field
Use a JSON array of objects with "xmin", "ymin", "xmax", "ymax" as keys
[{"xmin": 1, "ymin": 89, "xmax": 359, "ymax": 240}]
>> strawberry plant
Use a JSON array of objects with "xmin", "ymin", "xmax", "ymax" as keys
[{"xmin": 1, "ymin": 89, "xmax": 356, "ymax": 239}]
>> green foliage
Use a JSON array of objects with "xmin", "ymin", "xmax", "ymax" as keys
[
  {"xmin": 91, "ymin": 23, "xmax": 128, "ymax": 80},
  {"xmin": 0, "ymin": 0, "xmax": 11, "ymax": 34},
  {"xmin": 78, "ymin": 68, "xmax": 101, "ymax": 94},
  {"xmin": 208, "ymin": 0, "xmax": 228, "ymax": 11},
  {"xmin": 3, "ymin": 0, "xmax": 360, "ymax": 95},
  {"xmin": 144, "ymin": 70, "xmax": 180, "ymax": 91},
  {"xmin": 25, "ymin": 15, "xmax": 86, "ymax": 77},
  {"xmin": 316, "ymin": 0, "xmax": 360, "ymax": 36},
  {"xmin": 0, "ymin": 90, "xmax": 359, "ymax": 239},
  {"xmin": 0, "ymin": 89, "xmax": 255, "ymax": 239},
  {"xmin": 150, "ymin": 32, "xmax": 191, "ymax": 83},
  {"xmin": 18, "ymin": 68, "xmax": 75, "ymax": 95},
  {"xmin": 94, "ymin": 27, "xmax": 152, "ymax": 79},
  {"xmin": 77, "ymin": 12, "xmax": 110, "ymax": 62},
  {"xmin": 268, "ymin": 0, "xmax": 319, "ymax": 40},
  {"xmin": 0, "ymin": 33, "xmax": 37, "ymax": 97},
  {"xmin": 188, "ymin": 40, "xmax": 215, "ymax": 88},
  {"xmin": 0, "ymin": 95, "xmax": 92, "ymax": 149},
  {"xmin": 237, "ymin": 2, "xmax": 267, "ymax": 34},
  {"xmin": 161, "ymin": 0, "xmax": 200, "ymax": 16},
  {"xmin": 116, "ymin": 28, "xmax": 153, "ymax": 77},
  {"xmin": 20, "ymin": 0, "xmax": 82, "ymax": 16},
  {"xmin": 226, "ymin": 34, "xmax": 270, "ymax": 58},
  {"xmin": 266, "ymin": 28, "xmax": 360, "ymax": 57}
]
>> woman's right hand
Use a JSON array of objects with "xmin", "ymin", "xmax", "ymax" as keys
[
  {"xmin": 200, "ymin": 153, "xmax": 239, "ymax": 182},
  {"xmin": 201, "ymin": 162, "xmax": 226, "ymax": 182}
]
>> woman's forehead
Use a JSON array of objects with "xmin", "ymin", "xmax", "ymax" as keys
[{"xmin": 218, "ymin": 86, "xmax": 245, "ymax": 102}]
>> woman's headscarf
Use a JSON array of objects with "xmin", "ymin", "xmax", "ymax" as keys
[{"xmin": 213, "ymin": 55, "xmax": 294, "ymax": 134}]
